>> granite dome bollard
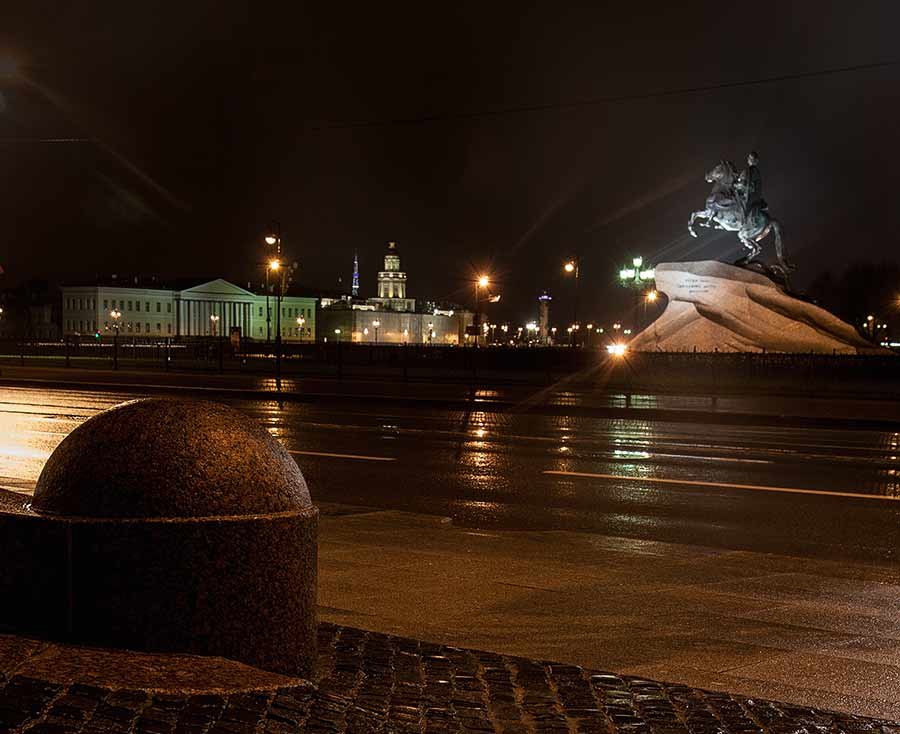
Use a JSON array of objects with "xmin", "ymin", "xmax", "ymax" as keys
[{"xmin": 0, "ymin": 398, "xmax": 318, "ymax": 678}]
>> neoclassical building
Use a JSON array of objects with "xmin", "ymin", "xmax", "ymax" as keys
[{"xmin": 61, "ymin": 278, "xmax": 316, "ymax": 342}]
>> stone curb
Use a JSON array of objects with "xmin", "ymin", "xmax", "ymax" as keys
[{"xmin": 1, "ymin": 623, "xmax": 897, "ymax": 734}]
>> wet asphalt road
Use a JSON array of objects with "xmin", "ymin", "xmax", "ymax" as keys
[{"xmin": 2, "ymin": 385, "xmax": 899, "ymax": 563}]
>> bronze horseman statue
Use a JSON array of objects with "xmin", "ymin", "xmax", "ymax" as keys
[{"xmin": 688, "ymin": 152, "xmax": 794, "ymax": 276}]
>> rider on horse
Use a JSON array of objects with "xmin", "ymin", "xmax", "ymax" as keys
[{"xmin": 735, "ymin": 151, "xmax": 766, "ymax": 222}]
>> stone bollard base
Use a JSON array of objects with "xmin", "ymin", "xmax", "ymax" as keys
[{"xmin": 0, "ymin": 490, "xmax": 317, "ymax": 678}]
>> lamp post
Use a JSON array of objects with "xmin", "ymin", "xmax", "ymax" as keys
[
  {"xmin": 618, "ymin": 256, "xmax": 656, "ymax": 330},
  {"xmin": 474, "ymin": 275, "xmax": 489, "ymax": 347},
  {"xmin": 268, "ymin": 257, "xmax": 285, "ymax": 390},
  {"xmin": 373, "ymin": 319, "xmax": 380, "ymax": 344},
  {"xmin": 563, "ymin": 258, "xmax": 581, "ymax": 347},
  {"xmin": 210, "ymin": 313, "xmax": 222, "ymax": 372},
  {"xmin": 296, "ymin": 315, "xmax": 305, "ymax": 342},
  {"xmin": 110, "ymin": 309, "xmax": 121, "ymax": 370},
  {"xmin": 264, "ymin": 225, "xmax": 282, "ymax": 345}
]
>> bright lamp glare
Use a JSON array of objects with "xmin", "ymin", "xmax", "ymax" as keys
[
  {"xmin": 265, "ymin": 235, "xmax": 278, "ymax": 245},
  {"xmin": 606, "ymin": 343, "xmax": 627, "ymax": 357},
  {"xmin": 477, "ymin": 275, "xmax": 489, "ymax": 288},
  {"xmin": 268, "ymin": 259, "xmax": 281, "ymax": 271}
]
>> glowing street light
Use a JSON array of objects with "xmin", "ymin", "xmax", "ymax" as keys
[
  {"xmin": 646, "ymin": 290, "xmax": 658, "ymax": 303},
  {"xmin": 607, "ymin": 343, "xmax": 627, "ymax": 357},
  {"xmin": 474, "ymin": 274, "xmax": 491, "ymax": 347},
  {"xmin": 372, "ymin": 319, "xmax": 381, "ymax": 344},
  {"xmin": 562, "ymin": 257, "xmax": 581, "ymax": 346},
  {"xmin": 110, "ymin": 309, "xmax": 122, "ymax": 370},
  {"xmin": 210, "ymin": 313, "xmax": 219, "ymax": 336},
  {"xmin": 296, "ymin": 315, "xmax": 305, "ymax": 341},
  {"xmin": 619, "ymin": 256, "xmax": 655, "ymax": 288}
]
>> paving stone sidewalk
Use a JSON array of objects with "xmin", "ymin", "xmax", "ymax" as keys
[{"xmin": 1, "ymin": 623, "xmax": 898, "ymax": 734}]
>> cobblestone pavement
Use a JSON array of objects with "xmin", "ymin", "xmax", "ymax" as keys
[{"xmin": 1, "ymin": 623, "xmax": 899, "ymax": 734}]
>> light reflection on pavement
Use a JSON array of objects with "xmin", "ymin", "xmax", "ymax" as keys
[{"xmin": 2, "ymin": 385, "xmax": 900, "ymax": 561}]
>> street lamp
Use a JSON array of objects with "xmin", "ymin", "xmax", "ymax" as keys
[
  {"xmin": 210, "ymin": 313, "xmax": 219, "ymax": 337},
  {"xmin": 373, "ymin": 319, "xmax": 381, "ymax": 344},
  {"xmin": 296, "ymin": 315, "xmax": 305, "ymax": 341},
  {"xmin": 474, "ymin": 275, "xmax": 490, "ymax": 347},
  {"xmin": 618, "ymin": 256, "xmax": 656, "ymax": 329},
  {"xmin": 563, "ymin": 258, "xmax": 580, "ymax": 346},
  {"xmin": 110, "ymin": 309, "xmax": 121, "ymax": 370}
]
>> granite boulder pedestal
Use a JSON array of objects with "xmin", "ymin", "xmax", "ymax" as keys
[
  {"xmin": 0, "ymin": 398, "xmax": 318, "ymax": 678},
  {"xmin": 631, "ymin": 260, "xmax": 882, "ymax": 354}
]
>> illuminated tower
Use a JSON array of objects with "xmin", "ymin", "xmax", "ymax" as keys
[
  {"xmin": 377, "ymin": 241, "xmax": 407, "ymax": 299},
  {"xmin": 351, "ymin": 251, "xmax": 360, "ymax": 297},
  {"xmin": 538, "ymin": 291, "xmax": 552, "ymax": 343}
]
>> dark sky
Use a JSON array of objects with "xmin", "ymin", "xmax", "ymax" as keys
[{"xmin": 1, "ymin": 1, "xmax": 898, "ymax": 324}]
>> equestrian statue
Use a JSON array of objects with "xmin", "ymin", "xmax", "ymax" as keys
[{"xmin": 688, "ymin": 152, "xmax": 794, "ymax": 277}]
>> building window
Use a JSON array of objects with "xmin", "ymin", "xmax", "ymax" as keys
[
  {"xmin": 145, "ymin": 323, "xmax": 150, "ymax": 333},
  {"xmin": 259, "ymin": 307, "xmax": 263, "ymax": 317},
  {"xmin": 259, "ymin": 327, "xmax": 263, "ymax": 335},
  {"xmin": 146, "ymin": 302, "xmax": 150, "ymax": 312},
  {"xmin": 92, "ymin": 320, "xmax": 96, "ymax": 331},
  {"xmin": 167, "ymin": 324, "xmax": 172, "ymax": 334},
  {"xmin": 156, "ymin": 302, "xmax": 161, "ymax": 312},
  {"xmin": 157, "ymin": 323, "xmax": 161, "ymax": 332},
  {"xmin": 167, "ymin": 303, "xmax": 172, "ymax": 313},
  {"xmin": 128, "ymin": 301, "xmax": 133, "ymax": 311},
  {"xmin": 136, "ymin": 301, "xmax": 140, "ymax": 312},
  {"xmin": 103, "ymin": 299, "xmax": 108, "ymax": 310}
]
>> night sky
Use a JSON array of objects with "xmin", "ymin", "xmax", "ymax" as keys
[{"xmin": 1, "ymin": 1, "xmax": 898, "ymax": 324}]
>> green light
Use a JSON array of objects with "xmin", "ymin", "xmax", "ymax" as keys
[{"xmin": 619, "ymin": 268, "xmax": 636, "ymax": 280}]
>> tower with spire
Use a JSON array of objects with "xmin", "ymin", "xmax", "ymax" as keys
[
  {"xmin": 351, "ymin": 251, "xmax": 360, "ymax": 297},
  {"xmin": 377, "ymin": 241, "xmax": 407, "ymax": 299}
]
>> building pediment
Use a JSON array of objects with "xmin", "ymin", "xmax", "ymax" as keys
[{"xmin": 179, "ymin": 279, "xmax": 255, "ymax": 298}]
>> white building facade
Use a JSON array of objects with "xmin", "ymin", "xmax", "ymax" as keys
[{"xmin": 61, "ymin": 279, "xmax": 316, "ymax": 342}]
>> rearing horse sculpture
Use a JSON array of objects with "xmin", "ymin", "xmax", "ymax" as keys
[{"xmin": 688, "ymin": 160, "xmax": 792, "ymax": 275}]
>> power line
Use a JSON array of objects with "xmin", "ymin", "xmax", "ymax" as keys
[
  {"xmin": 309, "ymin": 58, "xmax": 897, "ymax": 130},
  {"xmin": 0, "ymin": 137, "xmax": 92, "ymax": 143}
]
